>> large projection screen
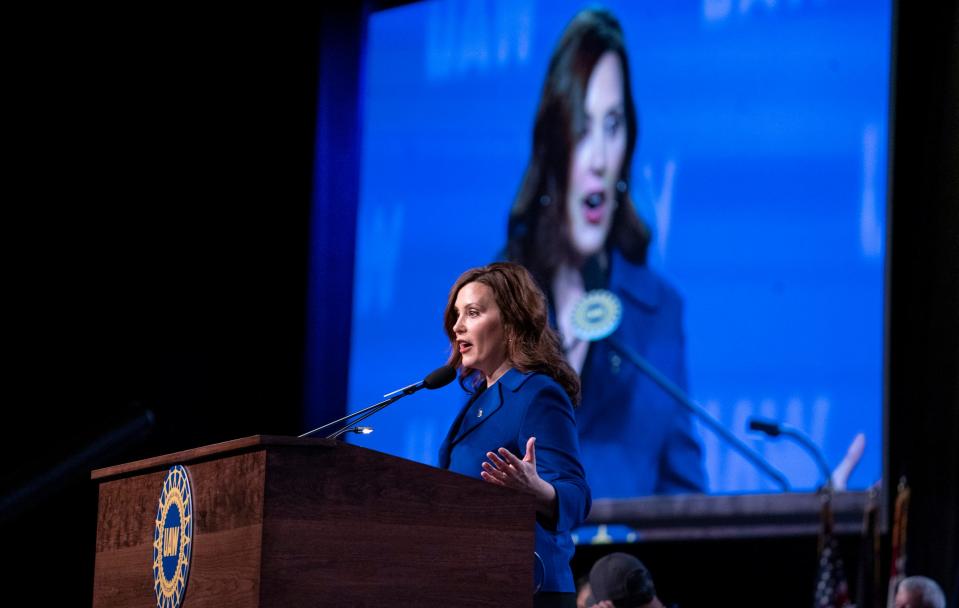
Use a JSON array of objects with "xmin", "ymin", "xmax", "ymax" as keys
[{"xmin": 326, "ymin": 0, "xmax": 892, "ymax": 533}]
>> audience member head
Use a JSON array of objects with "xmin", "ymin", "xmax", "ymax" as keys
[
  {"xmin": 895, "ymin": 576, "xmax": 946, "ymax": 608},
  {"xmin": 589, "ymin": 552, "xmax": 663, "ymax": 608}
]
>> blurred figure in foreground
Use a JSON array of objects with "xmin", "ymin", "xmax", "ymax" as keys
[
  {"xmin": 588, "ymin": 552, "xmax": 665, "ymax": 608},
  {"xmin": 894, "ymin": 576, "xmax": 946, "ymax": 608}
]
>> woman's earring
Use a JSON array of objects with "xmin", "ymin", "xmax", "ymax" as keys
[{"xmin": 616, "ymin": 179, "xmax": 628, "ymax": 194}]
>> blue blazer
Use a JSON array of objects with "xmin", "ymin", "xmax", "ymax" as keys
[
  {"xmin": 438, "ymin": 369, "xmax": 591, "ymax": 593},
  {"xmin": 574, "ymin": 250, "xmax": 707, "ymax": 498}
]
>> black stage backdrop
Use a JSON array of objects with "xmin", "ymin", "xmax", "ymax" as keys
[{"xmin": 5, "ymin": 3, "xmax": 956, "ymax": 605}]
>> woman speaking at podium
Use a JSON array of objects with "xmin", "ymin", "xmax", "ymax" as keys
[{"xmin": 438, "ymin": 262, "xmax": 590, "ymax": 608}]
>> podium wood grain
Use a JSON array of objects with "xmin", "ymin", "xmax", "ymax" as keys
[{"xmin": 92, "ymin": 436, "xmax": 535, "ymax": 607}]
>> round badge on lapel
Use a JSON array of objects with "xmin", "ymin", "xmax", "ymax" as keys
[{"xmin": 571, "ymin": 289, "xmax": 623, "ymax": 342}]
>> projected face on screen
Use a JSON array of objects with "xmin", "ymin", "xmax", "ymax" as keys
[
  {"xmin": 321, "ymin": 0, "xmax": 892, "ymax": 509},
  {"xmin": 567, "ymin": 51, "xmax": 627, "ymax": 260}
]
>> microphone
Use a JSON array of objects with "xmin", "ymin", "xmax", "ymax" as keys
[
  {"xmin": 748, "ymin": 417, "xmax": 832, "ymax": 489},
  {"xmin": 382, "ymin": 364, "xmax": 457, "ymax": 398},
  {"xmin": 299, "ymin": 365, "xmax": 456, "ymax": 440},
  {"xmin": 569, "ymin": 290, "xmax": 791, "ymax": 491},
  {"xmin": 748, "ymin": 418, "xmax": 782, "ymax": 437},
  {"xmin": 423, "ymin": 364, "xmax": 458, "ymax": 389}
]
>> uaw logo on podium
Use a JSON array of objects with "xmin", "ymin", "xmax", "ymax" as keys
[{"xmin": 152, "ymin": 465, "xmax": 194, "ymax": 608}]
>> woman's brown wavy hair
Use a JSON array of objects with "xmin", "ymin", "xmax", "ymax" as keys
[{"xmin": 444, "ymin": 262, "xmax": 581, "ymax": 405}]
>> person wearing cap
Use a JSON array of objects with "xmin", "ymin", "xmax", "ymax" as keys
[{"xmin": 588, "ymin": 552, "xmax": 665, "ymax": 608}]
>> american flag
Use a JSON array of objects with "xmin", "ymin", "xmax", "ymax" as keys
[
  {"xmin": 886, "ymin": 477, "xmax": 910, "ymax": 608},
  {"xmin": 856, "ymin": 485, "xmax": 882, "ymax": 608},
  {"xmin": 814, "ymin": 492, "xmax": 852, "ymax": 608}
]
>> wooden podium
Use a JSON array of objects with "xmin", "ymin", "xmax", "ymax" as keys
[{"xmin": 91, "ymin": 435, "xmax": 535, "ymax": 607}]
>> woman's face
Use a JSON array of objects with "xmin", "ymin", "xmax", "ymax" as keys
[
  {"xmin": 565, "ymin": 51, "xmax": 627, "ymax": 259},
  {"xmin": 452, "ymin": 281, "xmax": 508, "ymax": 379}
]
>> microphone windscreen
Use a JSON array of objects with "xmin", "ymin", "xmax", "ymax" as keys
[
  {"xmin": 423, "ymin": 365, "xmax": 457, "ymax": 389},
  {"xmin": 748, "ymin": 418, "xmax": 781, "ymax": 437}
]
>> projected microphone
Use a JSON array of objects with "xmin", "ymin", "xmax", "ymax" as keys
[
  {"xmin": 299, "ymin": 365, "xmax": 456, "ymax": 440},
  {"xmin": 748, "ymin": 417, "xmax": 832, "ymax": 489},
  {"xmin": 570, "ymin": 290, "xmax": 791, "ymax": 491}
]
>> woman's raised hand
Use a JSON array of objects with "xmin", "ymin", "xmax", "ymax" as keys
[{"xmin": 481, "ymin": 437, "xmax": 557, "ymax": 516}]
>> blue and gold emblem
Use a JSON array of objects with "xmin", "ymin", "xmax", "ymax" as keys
[
  {"xmin": 571, "ymin": 289, "xmax": 623, "ymax": 342},
  {"xmin": 153, "ymin": 465, "xmax": 193, "ymax": 608}
]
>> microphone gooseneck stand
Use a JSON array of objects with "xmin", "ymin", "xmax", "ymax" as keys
[
  {"xmin": 607, "ymin": 336, "xmax": 792, "ymax": 491},
  {"xmin": 299, "ymin": 385, "xmax": 421, "ymax": 440},
  {"xmin": 748, "ymin": 417, "xmax": 833, "ymax": 490},
  {"xmin": 299, "ymin": 365, "xmax": 457, "ymax": 440}
]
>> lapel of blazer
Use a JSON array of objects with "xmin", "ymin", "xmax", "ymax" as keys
[
  {"xmin": 438, "ymin": 397, "xmax": 471, "ymax": 469},
  {"xmin": 449, "ymin": 380, "xmax": 506, "ymax": 448},
  {"xmin": 610, "ymin": 249, "xmax": 662, "ymax": 311}
]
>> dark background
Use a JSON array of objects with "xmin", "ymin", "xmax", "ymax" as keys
[{"xmin": 6, "ymin": 2, "xmax": 956, "ymax": 605}]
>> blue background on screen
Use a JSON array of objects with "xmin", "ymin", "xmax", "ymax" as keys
[{"xmin": 327, "ymin": 0, "xmax": 891, "ymax": 496}]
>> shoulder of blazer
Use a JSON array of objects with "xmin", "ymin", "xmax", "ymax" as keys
[
  {"xmin": 497, "ymin": 368, "xmax": 538, "ymax": 393},
  {"xmin": 609, "ymin": 249, "xmax": 684, "ymax": 313},
  {"xmin": 499, "ymin": 369, "xmax": 570, "ymax": 408}
]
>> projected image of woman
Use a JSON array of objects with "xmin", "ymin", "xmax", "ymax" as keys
[{"xmin": 506, "ymin": 8, "xmax": 707, "ymax": 498}]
